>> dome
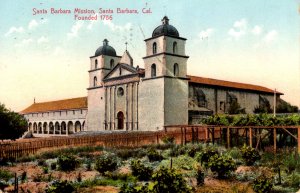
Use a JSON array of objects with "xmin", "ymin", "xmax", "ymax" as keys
[
  {"xmin": 152, "ymin": 16, "xmax": 179, "ymax": 37},
  {"xmin": 95, "ymin": 39, "xmax": 117, "ymax": 57}
]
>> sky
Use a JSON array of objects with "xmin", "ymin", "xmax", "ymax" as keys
[{"xmin": 0, "ymin": 0, "xmax": 299, "ymax": 112}]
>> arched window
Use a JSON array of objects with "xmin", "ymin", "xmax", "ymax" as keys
[
  {"xmin": 173, "ymin": 42, "xmax": 178, "ymax": 54},
  {"xmin": 93, "ymin": 76, "xmax": 97, "ymax": 87},
  {"xmin": 151, "ymin": 64, "xmax": 156, "ymax": 77},
  {"xmin": 95, "ymin": 59, "xmax": 98, "ymax": 69},
  {"xmin": 173, "ymin": 63, "xmax": 179, "ymax": 76},
  {"xmin": 153, "ymin": 42, "xmax": 157, "ymax": 54},
  {"xmin": 110, "ymin": 59, "xmax": 114, "ymax": 69}
]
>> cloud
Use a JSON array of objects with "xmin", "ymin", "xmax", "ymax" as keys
[
  {"xmin": 5, "ymin": 27, "xmax": 24, "ymax": 36},
  {"xmin": 251, "ymin": 25, "xmax": 263, "ymax": 36},
  {"xmin": 14, "ymin": 38, "xmax": 33, "ymax": 47},
  {"xmin": 198, "ymin": 28, "xmax": 214, "ymax": 39},
  {"xmin": 102, "ymin": 20, "xmax": 132, "ymax": 32},
  {"xmin": 87, "ymin": 14, "xmax": 99, "ymax": 30},
  {"xmin": 263, "ymin": 30, "xmax": 278, "ymax": 43},
  {"xmin": 53, "ymin": 46, "xmax": 65, "ymax": 55},
  {"xmin": 228, "ymin": 18, "xmax": 247, "ymax": 39},
  {"xmin": 28, "ymin": 20, "xmax": 38, "ymax": 30},
  {"xmin": 67, "ymin": 21, "xmax": 84, "ymax": 39},
  {"xmin": 37, "ymin": 36, "xmax": 49, "ymax": 44}
]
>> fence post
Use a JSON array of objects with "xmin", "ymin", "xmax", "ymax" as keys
[
  {"xmin": 273, "ymin": 128, "xmax": 277, "ymax": 153},
  {"xmin": 227, "ymin": 127, "xmax": 230, "ymax": 148},
  {"xmin": 249, "ymin": 128, "xmax": 253, "ymax": 148}
]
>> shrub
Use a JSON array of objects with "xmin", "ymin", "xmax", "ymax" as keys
[
  {"xmin": 282, "ymin": 152, "xmax": 300, "ymax": 174},
  {"xmin": 240, "ymin": 145, "xmax": 261, "ymax": 166},
  {"xmin": 187, "ymin": 146, "xmax": 197, "ymax": 157},
  {"xmin": 119, "ymin": 182, "xmax": 149, "ymax": 193},
  {"xmin": 169, "ymin": 145, "xmax": 186, "ymax": 157},
  {"xmin": 0, "ymin": 169, "xmax": 13, "ymax": 181},
  {"xmin": 95, "ymin": 153, "xmax": 119, "ymax": 174},
  {"xmin": 196, "ymin": 167, "xmax": 205, "ymax": 186},
  {"xmin": 200, "ymin": 148, "xmax": 219, "ymax": 168},
  {"xmin": 38, "ymin": 159, "xmax": 47, "ymax": 166},
  {"xmin": 162, "ymin": 135, "xmax": 175, "ymax": 144},
  {"xmin": 50, "ymin": 162, "xmax": 57, "ymax": 170},
  {"xmin": 57, "ymin": 155, "xmax": 79, "ymax": 171},
  {"xmin": 43, "ymin": 166, "xmax": 49, "ymax": 174},
  {"xmin": 152, "ymin": 167, "xmax": 191, "ymax": 193},
  {"xmin": 147, "ymin": 148, "xmax": 163, "ymax": 162},
  {"xmin": 252, "ymin": 174, "xmax": 273, "ymax": 193},
  {"xmin": 45, "ymin": 180, "xmax": 75, "ymax": 193},
  {"xmin": 208, "ymin": 154, "xmax": 236, "ymax": 178},
  {"xmin": 130, "ymin": 160, "xmax": 153, "ymax": 181},
  {"xmin": 283, "ymin": 171, "xmax": 300, "ymax": 188}
]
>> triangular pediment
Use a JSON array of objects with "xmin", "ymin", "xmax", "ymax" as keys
[{"xmin": 104, "ymin": 63, "xmax": 138, "ymax": 80}]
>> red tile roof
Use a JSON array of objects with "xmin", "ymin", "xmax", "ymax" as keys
[
  {"xmin": 187, "ymin": 75, "xmax": 283, "ymax": 95},
  {"xmin": 21, "ymin": 97, "xmax": 87, "ymax": 114}
]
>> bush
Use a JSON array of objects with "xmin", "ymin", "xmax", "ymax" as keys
[
  {"xmin": 95, "ymin": 153, "xmax": 119, "ymax": 174},
  {"xmin": 57, "ymin": 155, "xmax": 79, "ymax": 171},
  {"xmin": 240, "ymin": 145, "xmax": 261, "ymax": 166},
  {"xmin": 130, "ymin": 160, "xmax": 153, "ymax": 181},
  {"xmin": 169, "ymin": 145, "xmax": 186, "ymax": 157},
  {"xmin": 50, "ymin": 162, "xmax": 57, "ymax": 170},
  {"xmin": 200, "ymin": 148, "xmax": 219, "ymax": 168},
  {"xmin": 208, "ymin": 154, "xmax": 236, "ymax": 178},
  {"xmin": 152, "ymin": 167, "xmax": 191, "ymax": 193},
  {"xmin": 196, "ymin": 167, "xmax": 205, "ymax": 186},
  {"xmin": 0, "ymin": 169, "xmax": 13, "ymax": 181},
  {"xmin": 119, "ymin": 183, "xmax": 149, "ymax": 193},
  {"xmin": 45, "ymin": 180, "xmax": 75, "ymax": 193},
  {"xmin": 162, "ymin": 135, "xmax": 175, "ymax": 144},
  {"xmin": 252, "ymin": 174, "xmax": 273, "ymax": 193},
  {"xmin": 147, "ymin": 148, "xmax": 163, "ymax": 162}
]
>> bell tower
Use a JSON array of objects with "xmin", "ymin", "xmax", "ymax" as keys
[
  {"xmin": 139, "ymin": 16, "xmax": 189, "ymax": 130},
  {"xmin": 87, "ymin": 39, "xmax": 120, "ymax": 131}
]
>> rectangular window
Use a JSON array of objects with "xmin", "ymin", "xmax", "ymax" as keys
[
  {"xmin": 81, "ymin": 109, "xmax": 83, "ymax": 114},
  {"xmin": 60, "ymin": 111, "xmax": 61, "ymax": 116},
  {"xmin": 73, "ymin": 110, "xmax": 75, "ymax": 115},
  {"xmin": 66, "ymin": 111, "xmax": 68, "ymax": 115}
]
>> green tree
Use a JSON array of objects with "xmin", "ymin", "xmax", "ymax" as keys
[
  {"xmin": 0, "ymin": 103, "xmax": 27, "ymax": 140},
  {"xmin": 227, "ymin": 100, "xmax": 245, "ymax": 115},
  {"xmin": 276, "ymin": 99, "xmax": 298, "ymax": 113}
]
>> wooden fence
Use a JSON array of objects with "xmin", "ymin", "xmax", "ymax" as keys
[{"xmin": 0, "ymin": 125, "xmax": 299, "ymax": 160}]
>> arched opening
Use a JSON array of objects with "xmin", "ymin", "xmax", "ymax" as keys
[
  {"xmin": 173, "ymin": 63, "xmax": 179, "ymax": 76},
  {"xmin": 33, "ymin": 122, "xmax": 37, "ymax": 133},
  {"xmin": 38, "ymin": 122, "xmax": 42, "ymax": 134},
  {"xmin": 110, "ymin": 59, "xmax": 115, "ymax": 69},
  {"xmin": 68, "ymin": 121, "xmax": 74, "ymax": 134},
  {"xmin": 152, "ymin": 42, "xmax": 157, "ymax": 54},
  {"xmin": 55, "ymin": 122, "xmax": 60, "ymax": 134},
  {"xmin": 117, "ymin": 111, "xmax": 124, "ymax": 130},
  {"xmin": 61, "ymin": 122, "xmax": 67, "ymax": 134},
  {"xmin": 49, "ymin": 122, "xmax": 54, "ymax": 134},
  {"xmin": 43, "ymin": 122, "xmax": 48, "ymax": 134},
  {"xmin": 94, "ymin": 76, "xmax": 97, "ymax": 87},
  {"xmin": 75, "ymin": 121, "xmax": 81, "ymax": 132},
  {"xmin": 173, "ymin": 41, "xmax": 178, "ymax": 54},
  {"xmin": 151, "ymin": 64, "xmax": 156, "ymax": 77},
  {"xmin": 28, "ymin": 123, "xmax": 32, "ymax": 131},
  {"xmin": 95, "ymin": 59, "xmax": 98, "ymax": 69}
]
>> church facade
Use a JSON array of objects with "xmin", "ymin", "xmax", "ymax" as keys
[{"xmin": 21, "ymin": 16, "xmax": 282, "ymax": 136}]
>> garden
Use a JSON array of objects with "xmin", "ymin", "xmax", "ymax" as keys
[
  {"xmin": 0, "ymin": 114, "xmax": 299, "ymax": 193},
  {"xmin": 0, "ymin": 140, "xmax": 299, "ymax": 192}
]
